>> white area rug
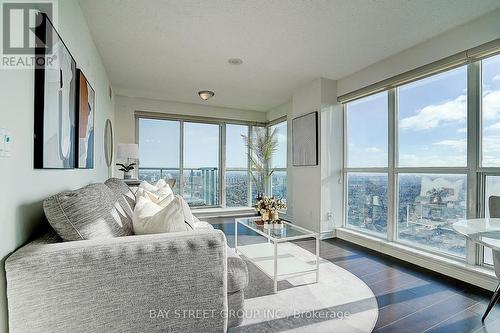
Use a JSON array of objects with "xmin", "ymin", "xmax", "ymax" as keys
[{"xmin": 231, "ymin": 242, "xmax": 378, "ymax": 333}]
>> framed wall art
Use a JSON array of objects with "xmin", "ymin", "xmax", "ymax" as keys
[
  {"xmin": 33, "ymin": 13, "xmax": 77, "ymax": 169},
  {"xmin": 292, "ymin": 111, "xmax": 318, "ymax": 166},
  {"xmin": 76, "ymin": 69, "xmax": 95, "ymax": 168}
]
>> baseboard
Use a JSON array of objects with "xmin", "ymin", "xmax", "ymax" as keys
[
  {"xmin": 320, "ymin": 229, "xmax": 336, "ymax": 240},
  {"xmin": 335, "ymin": 228, "xmax": 498, "ymax": 292}
]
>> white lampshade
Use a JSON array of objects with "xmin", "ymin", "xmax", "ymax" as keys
[{"xmin": 116, "ymin": 143, "xmax": 139, "ymax": 160}]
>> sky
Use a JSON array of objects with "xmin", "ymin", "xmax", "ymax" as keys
[
  {"xmin": 139, "ymin": 118, "xmax": 180, "ymax": 168},
  {"xmin": 139, "ymin": 119, "xmax": 287, "ymax": 170},
  {"xmin": 347, "ymin": 54, "xmax": 500, "ymax": 168}
]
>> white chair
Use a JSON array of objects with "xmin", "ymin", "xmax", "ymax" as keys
[{"xmin": 483, "ymin": 196, "xmax": 500, "ymax": 321}]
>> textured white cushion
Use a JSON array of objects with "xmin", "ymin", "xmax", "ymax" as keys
[
  {"xmin": 154, "ymin": 179, "xmax": 167, "ymax": 188},
  {"xmin": 136, "ymin": 188, "xmax": 175, "ymax": 208},
  {"xmin": 138, "ymin": 181, "xmax": 158, "ymax": 193},
  {"xmin": 135, "ymin": 188, "xmax": 159, "ymax": 201},
  {"xmin": 138, "ymin": 180, "xmax": 174, "ymax": 199},
  {"xmin": 132, "ymin": 196, "xmax": 189, "ymax": 235},
  {"xmin": 193, "ymin": 221, "xmax": 214, "ymax": 230},
  {"xmin": 157, "ymin": 193, "xmax": 175, "ymax": 208},
  {"xmin": 176, "ymin": 195, "xmax": 196, "ymax": 229}
]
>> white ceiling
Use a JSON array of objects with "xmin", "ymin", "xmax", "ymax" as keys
[{"xmin": 78, "ymin": 0, "xmax": 500, "ymax": 111}]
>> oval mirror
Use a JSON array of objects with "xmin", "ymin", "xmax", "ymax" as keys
[{"xmin": 104, "ymin": 119, "xmax": 113, "ymax": 167}]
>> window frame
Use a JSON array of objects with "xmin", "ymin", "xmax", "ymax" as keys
[
  {"xmin": 225, "ymin": 124, "xmax": 252, "ymax": 207},
  {"xmin": 476, "ymin": 53, "xmax": 500, "ymax": 266},
  {"xmin": 268, "ymin": 118, "xmax": 288, "ymax": 202},
  {"xmin": 342, "ymin": 60, "xmax": 496, "ymax": 264},
  {"xmin": 135, "ymin": 112, "xmax": 285, "ymax": 209},
  {"xmin": 343, "ymin": 91, "xmax": 390, "ymax": 239}
]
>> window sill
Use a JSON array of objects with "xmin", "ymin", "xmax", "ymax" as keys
[
  {"xmin": 192, "ymin": 207, "xmax": 256, "ymax": 219},
  {"xmin": 335, "ymin": 227, "xmax": 498, "ymax": 292}
]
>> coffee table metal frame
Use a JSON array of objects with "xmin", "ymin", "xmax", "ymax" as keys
[{"xmin": 234, "ymin": 216, "xmax": 320, "ymax": 293}]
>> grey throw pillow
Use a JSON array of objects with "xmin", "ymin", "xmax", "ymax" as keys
[
  {"xmin": 44, "ymin": 183, "xmax": 135, "ymax": 241},
  {"xmin": 104, "ymin": 178, "xmax": 136, "ymax": 233}
]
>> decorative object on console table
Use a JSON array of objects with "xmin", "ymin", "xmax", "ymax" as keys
[
  {"xmin": 76, "ymin": 69, "xmax": 95, "ymax": 169},
  {"xmin": 116, "ymin": 143, "xmax": 139, "ymax": 179},
  {"xmin": 123, "ymin": 179, "xmax": 141, "ymax": 187},
  {"xmin": 292, "ymin": 111, "xmax": 318, "ymax": 166},
  {"xmin": 33, "ymin": 12, "xmax": 77, "ymax": 169}
]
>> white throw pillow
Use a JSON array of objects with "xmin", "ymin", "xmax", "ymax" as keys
[
  {"xmin": 154, "ymin": 179, "xmax": 167, "ymax": 189},
  {"xmin": 138, "ymin": 180, "xmax": 174, "ymax": 200},
  {"xmin": 136, "ymin": 188, "xmax": 174, "ymax": 208},
  {"xmin": 157, "ymin": 186, "xmax": 173, "ymax": 199},
  {"xmin": 138, "ymin": 181, "xmax": 159, "ymax": 193},
  {"xmin": 175, "ymin": 195, "xmax": 195, "ymax": 229},
  {"xmin": 157, "ymin": 193, "xmax": 175, "ymax": 208},
  {"xmin": 133, "ymin": 196, "xmax": 189, "ymax": 235},
  {"xmin": 136, "ymin": 188, "xmax": 159, "ymax": 201}
]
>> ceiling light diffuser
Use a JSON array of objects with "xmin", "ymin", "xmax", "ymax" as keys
[
  {"xmin": 198, "ymin": 90, "xmax": 215, "ymax": 101},
  {"xmin": 228, "ymin": 58, "xmax": 243, "ymax": 65}
]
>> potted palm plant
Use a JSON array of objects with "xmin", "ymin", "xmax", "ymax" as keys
[{"xmin": 242, "ymin": 127, "xmax": 279, "ymax": 198}]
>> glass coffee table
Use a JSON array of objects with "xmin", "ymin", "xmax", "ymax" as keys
[{"xmin": 235, "ymin": 216, "xmax": 320, "ymax": 293}]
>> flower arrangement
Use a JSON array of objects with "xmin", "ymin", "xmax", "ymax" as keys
[{"xmin": 255, "ymin": 195, "xmax": 287, "ymax": 222}]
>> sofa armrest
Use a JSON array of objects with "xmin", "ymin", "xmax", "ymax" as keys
[
  {"xmin": 226, "ymin": 247, "xmax": 248, "ymax": 293},
  {"xmin": 6, "ymin": 230, "xmax": 228, "ymax": 333}
]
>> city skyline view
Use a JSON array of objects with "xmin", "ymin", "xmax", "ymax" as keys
[{"xmin": 138, "ymin": 119, "xmax": 288, "ymax": 207}]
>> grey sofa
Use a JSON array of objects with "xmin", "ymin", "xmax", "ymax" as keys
[{"xmin": 5, "ymin": 178, "xmax": 248, "ymax": 333}]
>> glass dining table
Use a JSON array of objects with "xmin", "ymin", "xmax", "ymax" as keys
[{"xmin": 453, "ymin": 218, "xmax": 500, "ymax": 321}]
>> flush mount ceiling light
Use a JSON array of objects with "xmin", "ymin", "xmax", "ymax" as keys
[
  {"xmin": 198, "ymin": 90, "xmax": 215, "ymax": 101},
  {"xmin": 228, "ymin": 58, "xmax": 243, "ymax": 65}
]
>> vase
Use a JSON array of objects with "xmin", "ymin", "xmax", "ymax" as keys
[
  {"xmin": 270, "ymin": 211, "xmax": 279, "ymax": 222},
  {"xmin": 123, "ymin": 171, "xmax": 132, "ymax": 180}
]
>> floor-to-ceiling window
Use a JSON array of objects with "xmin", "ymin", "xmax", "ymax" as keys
[
  {"xmin": 481, "ymin": 54, "xmax": 500, "ymax": 168},
  {"xmin": 397, "ymin": 66, "xmax": 468, "ymax": 257},
  {"xmin": 183, "ymin": 122, "xmax": 220, "ymax": 206},
  {"xmin": 480, "ymin": 53, "xmax": 500, "ymax": 265},
  {"xmin": 270, "ymin": 120, "xmax": 288, "ymax": 201},
  {"xmin": 226, "ymin": 124, "xmax": 250, "ymax": 207},
  {"xmin": 343, "ymin": 48, "xmax": 500, "ymax": 265},
  {"xmin": 345, "ymin": 92, "xmax": 389, "ymax": 237},
  {"xmin": 138, "ymin": 116, "xmax": 286, "ymax": 208},
  {"xmin": 138, "ymin": 118, "xmax": 181, "ymax": 193},
  {"xmin": 249, "ymin": 126, "xmax": 267, "ymax": 204}
]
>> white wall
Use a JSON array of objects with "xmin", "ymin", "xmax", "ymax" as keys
[
  {"xmin": 338, "ymin": 8, "xmax": 500, "ymax": 95},
  {"xmin": 289, "ymin": 78, "xmax": 342, "ymax": 235},
  {"xmin": 320, "ymin": 80, "xmax": 343, "ymax": 234},
  {"xmin": 0, "ymin": 1, "xmax": 114, "ymax": 331},
  {"xmin": 266, "ymin": 100, "xmax": 291, "ymax": 122},
  {"xmin": 291, "ymin": 79, "xmax": 322, "ymax": 232},
  {"xmin": 115, "ymin": 95, "xmax": 267, "ymax": 144}
]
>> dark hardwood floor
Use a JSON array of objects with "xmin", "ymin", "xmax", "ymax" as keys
[{"xmin": 205, "ymin": 216, "xmax": 500, "ymax": 333}]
